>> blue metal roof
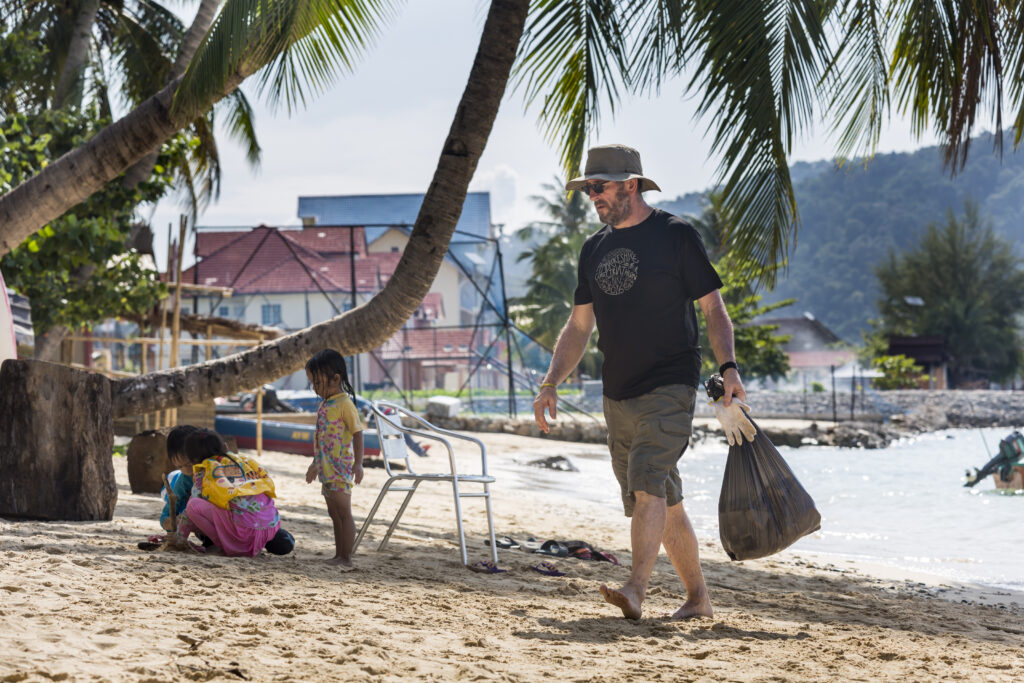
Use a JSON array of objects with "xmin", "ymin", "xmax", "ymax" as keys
[{"xmin": 297, "ymin": 192, "xmax": 492, "ymax": 242}]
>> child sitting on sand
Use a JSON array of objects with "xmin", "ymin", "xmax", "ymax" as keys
[
  {"xmin": 168, "ymin": 429, "xmax": 294, "ymax": 556},
  {"xmin": 160, "ymin": 425, "xmax": 199, "ymax": 531},
  {"xmin": 305, "ymin": 349, "xmax": 365, "ymax": 569}
]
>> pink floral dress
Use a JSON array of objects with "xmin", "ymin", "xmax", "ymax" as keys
[{"xmin": 314, "ymin": 392, "xmax": 364, "ymax": 494}]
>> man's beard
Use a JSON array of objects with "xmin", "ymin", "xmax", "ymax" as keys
[{"xmin": 595, "ymin": 185, "xmax": 631, "ymax": 226}]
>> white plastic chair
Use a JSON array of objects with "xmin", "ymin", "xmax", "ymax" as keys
[{"xmin": 353, "ymin": 400, "xmax": 498, "ymax": 565}]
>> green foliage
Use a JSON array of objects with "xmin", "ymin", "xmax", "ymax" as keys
[
  {"xmin": 810, "ymin": 381, "xmax": 825, "ymax": 393},
  {"xmin": 0, "ymin": 110, "xmax": 172, "ymax": 334},
  {"xmin": 510, "ymin": 178, "xmax": 603, "ymax": 379},
  {"xmin": 871, "ymin": 354, "xmax": 926, "ymax": 390},
  {"xmin": 662, "ymin": 134, "xmax": 1024, "ymax": 344},
  {"xmin": 696, "ymin": 253, "xmax": 793, "ymax": 381},
  {"xmin": 873, "ymin": 200, "xmax": 1024, "ymax": 386},
  {"xmin": 688, "ymin": 194, "xmax": 793, "ymax": 381}
]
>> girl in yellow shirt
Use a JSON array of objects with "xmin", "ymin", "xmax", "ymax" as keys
[{"xmin": 305, "ymin": 349, "xmax": 365, "ymax": 569}]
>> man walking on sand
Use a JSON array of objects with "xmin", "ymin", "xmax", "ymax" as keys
[{"xmin": 533, "ymin": 144, "xmax": 754, "ymax": 620}]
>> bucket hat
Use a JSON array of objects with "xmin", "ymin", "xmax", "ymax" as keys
[{"xmin": 565, "ymin": 144, "xmax": 661, "ymax": 193}]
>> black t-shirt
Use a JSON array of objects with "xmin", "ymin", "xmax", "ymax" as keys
[{"xmin": 574, "ymin": 209, "xmax": 723, "ymax": 400}]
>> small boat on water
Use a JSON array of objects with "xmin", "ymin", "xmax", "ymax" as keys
[
  {"xmin": 964, "ymin": 431, "xmax": 1024, "ymax": 491},
  {"xmin": 215, "ymin": 415, "xmax": 381, "ymax": 457}
]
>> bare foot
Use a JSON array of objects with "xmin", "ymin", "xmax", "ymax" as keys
[
  {"xmin": 599, "ymin": 584, "xmax": 643, "ymax": 620},
  {"xmin": 668, "ymin": 597, "xmax": 713, "ymax": 620},
  {"xmin": 325, "ymin": 556, "xmax": 354, "ymax": 571}
]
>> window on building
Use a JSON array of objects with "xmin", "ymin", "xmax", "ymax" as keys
[
  {"xmin": 218, "ymin": 306, "xmax": 230, "ymax": 317},
  {"xmin": 391, "ymin": 246, "xmax": 400, "ymax": 253},
  {"xmin": 261, "ymin": 304, "xmax": 282, "ymax": 326}
]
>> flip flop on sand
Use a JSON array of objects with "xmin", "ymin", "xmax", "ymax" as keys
[
  {"xmin": 531, "ymin": 561, "xmax": 566, "ymax": 577},
  {"xmin": 591, "ymin": 550, "xmax": 619, "ymax": 565},
  {"xmin": 484, "ymin": 536, "xmax": 520, "ymax": 550},
  {"xmin": 533, "ymin": 540, "xmax": 569, "ymax": 557},
  {"xmin": 468, "ymin": 560, "xmax": 507, "ymax": 574}
]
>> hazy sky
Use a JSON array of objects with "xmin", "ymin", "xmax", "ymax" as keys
[{"xmin": 150, "ymin": 0, "xmax": 939, "ymax": 269}]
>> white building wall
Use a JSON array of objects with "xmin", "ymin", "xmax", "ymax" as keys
[{"xmin": 368, "ymin": 229, "xmax": 461, "ymax": 327}]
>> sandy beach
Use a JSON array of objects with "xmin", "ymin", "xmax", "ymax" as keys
[{"xmin": 2, "ymin": 429, "xmax": 1022, "ymax": 682}]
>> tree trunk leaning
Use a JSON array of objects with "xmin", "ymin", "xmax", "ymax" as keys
[
  {"xmin": 0, "ymin": 359, "xmax": 117, "ymax": 520},
  {"xmin": 111, "ymin": 0, "xmax": 530, "ymax": 417}
]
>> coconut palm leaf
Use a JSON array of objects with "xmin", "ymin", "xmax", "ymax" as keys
[
  {"xmin": 824, "ymin": 0, "xmax": 890, "ymax": 161},
  {"xmin": 173, "ymin": 0, "xmax": 397, "ymax": 117},
  {"xmin": 890, "ymin": 0, "xmax": 1014, "ymax": 169},
  {"xmin": 218, "ymin": 87, "xmax": 261, "ymax": 166},
  {"xmin": 680, "ymin": 0, "xmax": 831, "ymax": 286},
  {"xmin": 513, "ymin": 0, "xmax": 629, "ymax": 175}
]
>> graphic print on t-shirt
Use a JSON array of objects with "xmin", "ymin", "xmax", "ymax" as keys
[{"xmin": 595, "ymin": 247, "xmax": 639, "ymax": 296}]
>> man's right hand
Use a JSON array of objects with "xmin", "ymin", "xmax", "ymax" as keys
[{"xmin": 533, "ymin": 386, "xmax": 558, "ymax": 433}]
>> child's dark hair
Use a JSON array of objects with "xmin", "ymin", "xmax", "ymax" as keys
[
  {"xmin": 183, "ymin": 429, "xmax": 229, "ymax": 464},
  {"xmin": 166, "ymin": 425, "xmax": 199, "ymax": 458},
  {"xmin": 306, "ymin": 349, "xmax": 355, "ymax": 400}
]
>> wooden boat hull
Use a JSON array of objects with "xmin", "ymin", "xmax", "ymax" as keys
[
  {"xmin": 993, "ymin": 465, "xmax": 1024, "ymax": 491},
  {"xmin": 214, "ymin": 416, "xmax": 380, "ymax": 457}
]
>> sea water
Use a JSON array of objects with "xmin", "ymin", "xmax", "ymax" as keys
[{"xmin": 496, "ymin": 427, "xmax": 1024, "ymax": 592}]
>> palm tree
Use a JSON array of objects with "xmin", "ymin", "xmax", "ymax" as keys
[
  {"xmin": 511, "ymin": 177, "xmax": 601, "ymax": 377},
  {"xmin": 1, "ymin": 0, "xmax": 1021, "ymax": 413},
  {"xmin": 2, "ymin": 0, "xmax": 257, "ymax": 359},
  {"xmin": 110, "ymin": 0, "xmax": 529, "ymax": 416}
]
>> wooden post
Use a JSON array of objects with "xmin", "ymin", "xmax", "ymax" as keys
[
  {"xmin": 169, "ymin": 215, "xmax": 187, "ymax": 427},
  {"xmin": 141, "ymin": 341, "xmax": 149, "ymax": 430},
  {"xmin": 158, "ymin": 223, "xmax": 172, "ymax": 430},
  {"xmin": 256, "ymin": 386, "xmax": 264, "ymax": 458},
  {"xmin": 206, "ymin": 323, "xmax": 213, "ymax": 363},
  {"xmin": 256, "ymin": 333, "xmax": 264, "ymax": 457}
]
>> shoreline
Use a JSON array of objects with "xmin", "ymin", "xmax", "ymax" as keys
[{"xmin": 2, "ymin": 432, "xmax": 1022, "ymax": 681}]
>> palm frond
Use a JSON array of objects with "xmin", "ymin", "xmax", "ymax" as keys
[
  {"xmin": 824, "ymin": 0, "xmax": 890, "ymax": 161},
  {"xmin": 513, "ymin": 0, "xmax": 629, "ymax": 177},
  {"xmin": 217, "ymin": 87, "xmax": 261, "ymax": 166},
  {"xmin": 107, "ymin": 2, "xmax": 181, "ymax": 106},
  {"xmin": 174, "ymin": 0, "xmax": 398, "ymax": 117},
  {"xmin": 890, "ymin": 0, "xmax": 1011, "ymax": 170},
  {"xmin": 684, "ymin": 0, "xmax": 831, "ymax": 287}
]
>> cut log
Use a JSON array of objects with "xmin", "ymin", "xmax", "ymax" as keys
[
  {"xmin": 0, "ymin": 359, "xmax": 116, "ymax": 520},
  {"xmin": 127, "ymin": 428, "xmax": 238, "ymax": 494},
  {"xmin": 127, "ymin": 428, "xmax": 174, "ymax": 494}
]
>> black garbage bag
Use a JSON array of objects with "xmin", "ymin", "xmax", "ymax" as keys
[{"xmin": 705, "ymin": 375, "xmax": 821, "ymax": 561}]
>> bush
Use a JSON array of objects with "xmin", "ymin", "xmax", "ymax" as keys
[
  {"xmin": 871, "ymin": 354, "xmax": 928, "ymax": 390},
  {"xmin": 810, "ymin": 381, "xmax": 826, "ymax": 393}
]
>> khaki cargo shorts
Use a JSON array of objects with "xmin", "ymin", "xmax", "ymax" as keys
[{"xmin": 603, "ymin": 383, "xmax": 697, "ymax": 517}]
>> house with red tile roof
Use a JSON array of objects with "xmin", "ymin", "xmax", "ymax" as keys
[{"xmin": 181, "ymin": 192, "xmax": 507, "ymax": 392}]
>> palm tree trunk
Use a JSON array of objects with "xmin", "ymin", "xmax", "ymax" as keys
[
  {"xmin": 53, "ymin": 0, "xmax": 100, "ymax": 108},
  {"xmin": 122, "ymin": 0, "xmax": 224, "ymax": 190},
  {"xmin": 0, "ymin": 71, "xmax": 233, "ymax": 256},
  {"xmin": 111, "ymin": 0, "xmax": 528, "ymax": 417}
]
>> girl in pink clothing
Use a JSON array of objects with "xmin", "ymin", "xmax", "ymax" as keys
[
  {"xmin": 170, "ymin": 430, "xmax": 294, "ymax": 557},
  {"xmin": 305, "ymin": 349, "xmax": 365, "ymax": 569}
]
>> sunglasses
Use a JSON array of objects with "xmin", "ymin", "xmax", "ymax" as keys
[{"xmin": 582, "ymin": 181, "xmax": 611, "ymax": 196}]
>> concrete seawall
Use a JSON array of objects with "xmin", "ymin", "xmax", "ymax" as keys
[{"xmin": 421, "ymin": 390, "xmax": 1024, "ymax": 449}]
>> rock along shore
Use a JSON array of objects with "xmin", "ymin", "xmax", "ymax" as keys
[{"xmin": 420, "ymin": 390, "xmax": 1024, "ymax": 449}]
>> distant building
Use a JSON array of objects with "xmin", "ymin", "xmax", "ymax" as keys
[
  {"xmin": 182, "ymin": 192, "xmax": 506, "ymax": 392},
  {"xmin": 753, "ymin": 312, "xmax": 856, "ymax": 388},
  {"xmin": 886, "ymin": 335, "xmax": 949, "ymax": 389}
]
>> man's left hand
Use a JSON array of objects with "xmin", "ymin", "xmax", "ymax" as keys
[{"xmin": 721, "ymin": 367, "xmax": 746, "ymax": 407}]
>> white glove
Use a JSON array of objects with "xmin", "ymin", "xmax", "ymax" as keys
[{"xmin": 711, "ymin": 398, "xmax": 756, "ymax": 446}]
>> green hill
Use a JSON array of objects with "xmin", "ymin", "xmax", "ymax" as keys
[{"xmin": 657, "ymin": 132, "xmax": 1024, "ymax": 342}]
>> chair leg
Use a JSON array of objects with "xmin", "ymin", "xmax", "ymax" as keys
[
  {"xmin": 354, "ymin": 478, "xmax": 396, "ymax": 553},
  {"xmin": 483, "ymin": 483, "xmax": 498, "ymax": 565},
  {"xmin": 450, "ymin": 477, "xmax": 468, "ymax": 566},
  {"xmin": 379, "ymin": 480, "xmax": 422, "ymax": 551}
]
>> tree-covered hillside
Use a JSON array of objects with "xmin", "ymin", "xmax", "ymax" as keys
[{"xmin": 658, "ymin": 133, "xmax": 1024, "ymax": 341}]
